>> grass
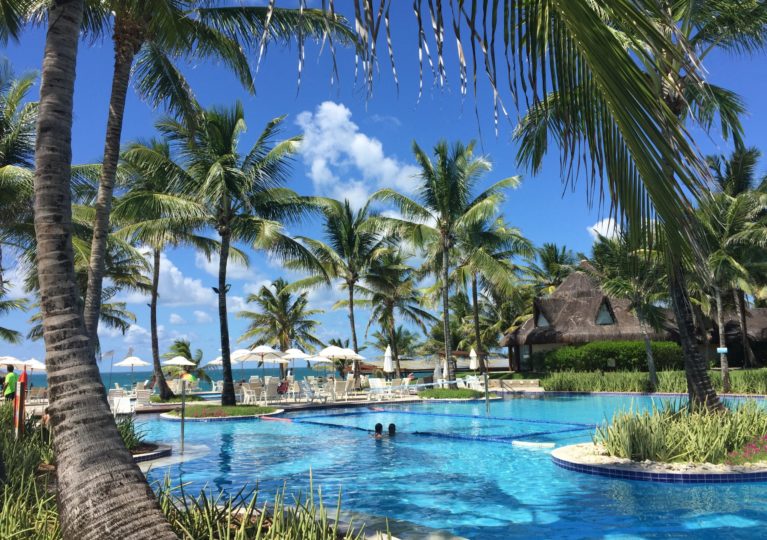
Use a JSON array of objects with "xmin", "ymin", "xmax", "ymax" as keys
[
  {"xmin": 457, "ymin": 371, "xmax": 546, "ymax": 380},
  {"xmin": 418, "ymin": 388, "xmax": 493, "ymax": 399},
  {"xmin": 541, "ymin": 369, "xmax": 767, "ymax": 395},
  {"xmin": 167, "ymin": 405, "xmax": 276, "ymax": 418},
  {"xmin": 595, "ymin": 400, "xmax": 767, "ymax": 464},
  {"xmin": 116, "ymin": 417, "xmax": 146, "ymax": 451},
  {"xmin": 150, "ymin": 394, "xmax": 205, "ymax": 403}
]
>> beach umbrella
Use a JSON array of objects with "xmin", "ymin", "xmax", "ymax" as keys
[
  {"xmin": 383, "ymin": 345, "xmax": 394, "ymax": 374},
  {"xmin": 250, "ymin": 345, "xmax": 286, "ymax": 378},
  {"xmin": 282, "ymin": 348, "xmax": 307, "ymax": 376},
  {"xmin": 114, "ymin": 356, "xmax": 150, "ymax": 384},
  {"xmin": 163, "ymin": 356, "xmax": 196, "ymax": 367},
  {"xmin": 441, "ymin": 358, "xmax": 449, "ymax": 380},
  {"xmin": 433, "ymin": 358, "xmax": 441, "ymax": 386},
  {"xmin": 469, "ymin": 348, "xmax": 479, "ymax": 371},
  {"xmin": 0, "ymin": 356, "xmax": 25, "ymax": 369},
  {"xmin": 24, "ymin": 358, "xmax": 46, "ymax": 371}
]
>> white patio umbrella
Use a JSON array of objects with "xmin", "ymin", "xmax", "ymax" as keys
[
  {"xmin": 0, "ymin": 355, "xmax": 25, "ymax": 369},
  {"xmin": 206, "ymin": 356, "xmax": 224, "ymax": 367},
  {"xmin": 163, "ymin": 356, "xmax": 196, "ymax": 367},
  {"xmin": 114, "ymin": 356, "xmax": 150, "ymax": 384},
  {"xmin": 441, "ymin": 358, "xmax": 449, "ymax": 380},
  {"xmin": 282, "ymin": 348, "xmax": 307, "ymax": 376},
  {"xmin": 469, "ymin": 348, "xmax": 479, "ymax": 371},
  {"xmin": 24, "ymin": 358, "xmax": 46, "ymax": 371},
  {"xmin": 383, "ymin": 345, "xmax": 394, "ymax": 374},
  {"xmin": 433, "ymin": 358, "xmax": 441, "ymax": 386}
]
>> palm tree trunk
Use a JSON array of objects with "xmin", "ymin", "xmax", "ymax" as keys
[
  {"xmin": 151, "ymin": 249, "xmax": 173, "ymax": 400},
  {"xmin": 668, "ymin": 263, "xmax": 722, "ymax": 409},
  {"xmin": 441, "ymin": 242, "xmax": 455, "ymax": 387},
  {"xmin": 471, "ymin": 272, "xmax": 486, "ymax": 373},
  {"xmin": 348, "ymin": 281, "xmax": 360, "ymax": 386},
  {"xmin": 218, "ymin": 230, "xmax": 236, "ymax": 405},
  {"xmin": 715, "ymin": 287, "xmax": 731, "ymax": 393},
  {"xmin": 641, "ymin": 324, "xmax": 658, "ymax": 391},
  {"xmin": 734, "ymin": 288, "xmax": 755, "ymax": 368},
  {"xmin": 390, "ymin": 318, "xmax": 401, "ymax": 378},
  {"xmin": 82, "ymin": 16, "xmax": 143, "ymax": 349},
  {"xmin": 33, "ymin": 2, "xmax": 176, "ymax": 538}
]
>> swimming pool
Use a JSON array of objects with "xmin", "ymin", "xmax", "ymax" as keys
[{"xmin": 140, "ymin": 394, "xmax": 767, "ymax": 539}]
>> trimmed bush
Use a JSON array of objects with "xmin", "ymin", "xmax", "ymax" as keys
[
  {"xmin": 545, "ymin": 341, "xmax": 683, "ymax": 372},
  {"xmin": 595, "ymin": 400, "xmax": 767, "ymax": 464},
  {"xmin": 418, "ymin": 389, "xmax": 487, "ymax": 399},
  {"xmin": 167, "ymin": 405, "xmax": 276, "ymax": 418}
]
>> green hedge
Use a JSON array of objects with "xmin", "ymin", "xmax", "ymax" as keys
[
  {"xmin": 542, "ymin": 368, "xmax": 767, "ymax": 394},
  {"xmin": 544, "ymin": 341, "xmax": 683, "ymax": 372}
]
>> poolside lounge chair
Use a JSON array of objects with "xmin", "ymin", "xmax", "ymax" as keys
[
  {"xmin": 242, "ymin": 386, "xmax": 260, "ymax": 405},
  {"xmin": 262, "ymin": 379, "xmax": 281, "ymax": 404},
  {"xmin": 110, "ymin": 395, "xmax": 134, "ymax": 416},
  {"xmin": 26, "ymin": 387, "xmax": 47, "ymax": 404},
  {"xmin": 332, "ymin": 380, "xmax": 350, "ymax": 401},
  {"xmin": 135, "ymin": 389, "xmax": 152, "ymax": 408},
  {"xmin": 299, "ymin": 381, "xmax": 327, "ymax": 404},
  {"xmin": 367, "ymin": 378, "xmax": 388, "ymax": 400}
]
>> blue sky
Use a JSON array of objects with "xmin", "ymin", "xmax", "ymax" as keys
[{"xmin": 2, "ymin": 5, "xmax": 766, "ymax": 370}]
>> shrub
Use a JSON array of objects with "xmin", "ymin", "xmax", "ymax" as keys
[
  {"xmin": 545, "ymin": 341, "xmax": 683, "ymax": 372},
  {"xmin": 150, "ymin": 394, "xmax": 205, "ymax": 403},
  {"xmin": 418, "ymin": 389, "xmax": 488, "ymax": 399},
  {"xmin": 116, "ymin": 417, "xmax": 146, "ymax": 451},
  {"xmin": 167, "ymin": 405, "xmax": 276, "ymax": 418},
  {"xmin": 594, "ymin": 400, "xmax": 767, "ymax": 464}
]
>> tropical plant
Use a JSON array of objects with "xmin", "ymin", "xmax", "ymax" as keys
[
  {"xmin": 69, "ymin": 0, "xmax": 354, "ymax": 351},
  {"xmin": 0, "ymin": 286, "xmax": 27, "ymax": 343},
  {"xmin": 706, "ymin": 147, "xmax": 767, "ymax": 367},
  {"xmin": 292, "ymin": 198, "xmax": 390, "ymax": 383},
  {"xmin": 372, "ymin": 140, "xmax": 515, "ymax": 385},
  {"xmin": 358, "ymin": 251, "xmax": 434, "ymax": 377},
  {"xmin": 162, "ymin": 338, "xmax": 211, "ymax": 385},
  {"xmin": 453, "ymin": 216, "xmax": 533, "ymax": 371},
  {"xmin": 113, "ymin": 138, "xmax": 220, "ymax": 399},
  {"xmin": 132, "ymin": 105, "xmax": 314, "ymax": 405},
  {"xmin": 238, "ymin": 278, "xmax": 324, "ymax": 378},
  {"xmin": 586, "ymin": 231, "xmax": 669, "ymax": 389},
  {"xmin": 368, "ymin": 326, "xmax": 422, "ymax": 361},
  {"xmin": 523, "ymin": 243, "xmax": 576, "ymax": 296}
]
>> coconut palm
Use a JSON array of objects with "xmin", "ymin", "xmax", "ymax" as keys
[
  {"xmin": 697, "ymin": 192, "xmax": 767, "ymax": 391},
  {"xmin": 358, "ymin": 251, "xmax": 435, "ymax": 377},
  {"xmin": 291, "ymin": 198, "xmax": 390, "ymax": 383},
  {"xmin": 372, "ymin": 140, "xmax": 515, "ymax": 384},
  {"xmin": 0, "ymin": 286, "xmax": 27, "ymax": 343},
  {"xmin": 162, "ymin": 339, "xmax": 211, "ymax": 384},
  {"xmin": 586, "ymin": 231, "xmax": 669, "ymax": 389},
  {"xmin": 237, "ymin": 278, "xmax": 324, "ymax": 378},
  {"xmin": 707, "ymin": 147, "xmax": 767, "ymax": 367},
  {"xmin": 129, "ymin": 104, "xmax": 315, "ymax": 406},
  {"xmin": 113, "ymin": 138, "xmax": 221, "ymax": 399},
  {"xmin": 512, "ymin": 1, "xmax": 767, "ymax": 408},
  {"xmin": 31, "ymin": 0, "xmax": 178, "ymax": 536},
  {"xmin": 453, "ymin": 216, "xmax": 533, "ymax": 372},
  {"xmin": 523, "ymin": 243, "xmax": 577, "ymax": 296},
  {"xmin": 368, "ymin": 326, "xmax": 423, "ymax": 367},
  {"xmin": 59, "ymin": 1, "xmax": 353, "ymax": 350}
]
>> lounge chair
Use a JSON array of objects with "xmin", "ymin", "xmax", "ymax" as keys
[
  {"xmin": 299, "ymin": 381, "xmax": 327, "ymax": 403},
  {"xmin": 332, "ymin": 380, "xmax": 350, "ymax": 401},
  {"xmin": 262, "ymin": 379, "xmax": 281, "ymax": 404},
  {"xmin": 135, "ymin": 389, "xmax": 152, "ymax": 408},
  {"xmin": 242, "ymin": 386, "xmax": 259, "ymax": 405},
  {"xmin": 110, "ymin": 395, "xmax": 134, "ymax": 416}
]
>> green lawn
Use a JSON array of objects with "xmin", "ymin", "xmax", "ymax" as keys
[
  {"xmin": 418, "ymin": 388, "xmax": 497, "ymax": 399},
  {"xmin": 167, "ymin": 405, "xmax": 276, "ymax": 418},
  {"xmin": 456, "ymin": 371, "xmax": 546, "ymax": 380},
  {"xmin": 150, "ymin": 395, "xmax": 205, "ymax": 403}
]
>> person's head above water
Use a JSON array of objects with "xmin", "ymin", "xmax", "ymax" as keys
[
  {"xmin": 388, "ymin": 423, "xmax": 396, "ymax": 436},
  {"xmin": 374, "ymin": 423, "xmax": 383, "ymax": 435}
]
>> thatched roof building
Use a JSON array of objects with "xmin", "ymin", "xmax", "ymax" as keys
[{"xmin": 501, "ymin": 270, "xmax": 673, "ymax": 349}]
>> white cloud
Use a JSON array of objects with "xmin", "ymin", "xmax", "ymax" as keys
[
  {"xmin": 194, "ymin": 252, "xmax": 253, "ymax": 280},
  {"xmin": 123, "ymin": 324, "xmax": 151, "ymax": 346},
  {"xmin": 588, "ymin": 218, "xmax": 622, "ymax": 241},
  {"xmin": 296, "ymin": 102, "xmax": 420, "ymax": 207},
  {"xmin": 97, "ymin": 322, "xmax": 123, "ymax": 339},
  {"xmin": 243, "ymin": 279, "xmax": 273, "ymax": 296},
  {"xmin": 169, "ymin": 313, "xmax": 186, "ymax": 325},
  {"xmin": 3, "ymin": 262, "xmax": 29, "ymax": 300},
  {"xmin": 193, "ymin": 310, "xmax": 212, "ymax": 324},
  {"xmin": 121, "ymin": 252, "xmax": 217, "ymax": 308}
]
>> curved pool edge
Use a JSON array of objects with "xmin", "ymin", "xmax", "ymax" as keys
[
  {"xmin": 552, "ymin": 443, "xmax": 767, "ymax": 484},
  {"xmin": 158, "ymin": 408, "xmax": 285, "ymax": 422}
]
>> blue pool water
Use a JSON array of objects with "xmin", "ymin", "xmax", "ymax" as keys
[{"xmin": 140, "ymin": 394, "xmax": 767, "ymax": 539}]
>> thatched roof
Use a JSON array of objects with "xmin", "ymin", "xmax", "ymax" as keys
[
  {"xmin": 721, "ymin": 308, "xmax": 767, "ymax": 343},
  {"xmin": 500, "ymin": 270, "xmax": 673, "ymax": 347}
]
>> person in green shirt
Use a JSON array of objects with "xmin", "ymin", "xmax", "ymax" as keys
[{"xmin": 3, "ymin": 365, "xmax": 18, "ymax": 401}]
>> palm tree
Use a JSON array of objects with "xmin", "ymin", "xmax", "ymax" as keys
[
  {"xmin": 113, "ymin": 138, "xmax": 220, "ymax": 400},
  {"xmin": 74, "ymin": 1, "xmax": 354, "ymax": 350},
  {"xmin": 697, "ymin": 192, "xmax": 767, "ymax": 391},
  {"xmin": 511, "ymin": 1, "xmax": 767, "ymax": 408},
  {"xmin": 237, "ymin": 278, "xmax": 324, "ymax": 378},
  {"xmin": 454, "ymin": 216, "xmax": 533, "ymax": 372},
  {"xmin": 292, "ymin": 198, "xmax": 390, "ymax": 383},
  {"xmin": 132, "ymin": 105, "xmax": 314, "ymax": 406},
  {"xmin": 359, "ymin": 251, "xmax": 435, "ymax": 377},
  {"xmin": 587, "ymin": 231, "xmax": 669, "ymax": 390},
  {"xmin": 31, "ymin": 0, "xmax": 178, "ymax": 536},
  {"xmin": 707, "ymin": 147, "xmax": 767, "ymax": 367},
  {"xmin": 368, "ymin": 325, "xmax": 423, "ymax": 370},
  {"xmin": 0, "ymin": 286, "xmax": 27, "ymax": 343},
  {"xmin": 372, "ymin": 140, "xmax": 515, "ymax": 385},
  {"xmin": 524, "ymin": 243, "xmax": 577, "ymax": 296},
  {"xmin": 162, "ymin": 339, "xmax": 211, "ymax": 384}
]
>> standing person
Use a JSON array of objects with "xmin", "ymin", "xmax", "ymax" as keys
[{"xmin": 3, "ymin": 365, "xmax": 18, "ymax": 402}]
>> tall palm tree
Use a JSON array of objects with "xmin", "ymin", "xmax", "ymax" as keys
[
  {"xmin": 237, "ymin": 277, "xmax": 324, "ymax": 378},
  {"xmin": 131, "ymin": 104, "xmax": 315, "ymax": 405},
  {"xmin": 31, "ymin": 0, "xmax": 177, "ymax": 536},
  {"xmin": 162, "ymin": 338, "xmax": 211, "ymax": 384},
  {"xmin": 359, "ymin": 251, "xmax": 435, "ymax": 377},
  {"xmin": 587, "ymin": 231, "xmax": 669, "ymax": 390},
  {"xmin": 113, "ymin": 138, "xmax": 220, "ymax": 400},
  {"xmin": 524, "ymin": 243, "xmax": 577, "ymax": 296},
  {"xmin": 71, "ymin": 1, "xmax": 354, "ymax": 351},
  {"xmin": 697, "ymin": 192, "xmax": 767, "ymax": 391},
  {"xmin": 0, "ymin": 286, "xmax": 27, "ymax": 343},
  {"xmin": 368, "ymin": 325, "xmax": 423, "ymax": 371},
  {"xmin": 372, "ymin": 140, "xmax": 515, "ymax": 384},
  {"xmin": 454, "ymin": 216, "xmax": 533, "ymax": 372},
  {"xmin": 512, "ymin": 1, "xmax": 767, "ymax": 408},
  {"xmin": 707, "ymin": 147, "xmax": 767, "ymax": 367},
  {"xmin": 292, "ymin": 198, "xmax": 389, "ymax": 383}
]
